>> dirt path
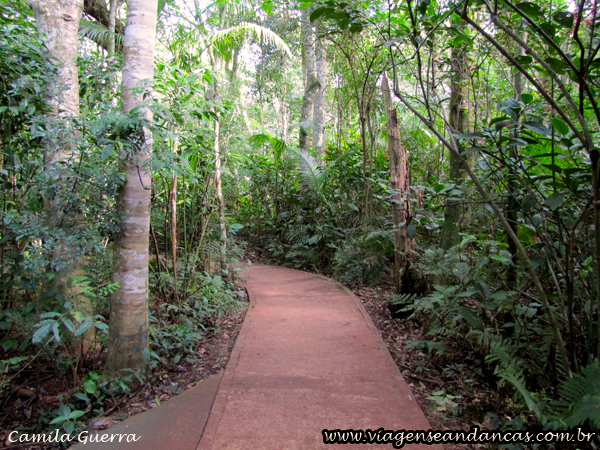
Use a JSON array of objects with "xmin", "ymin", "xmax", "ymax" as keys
[{"xmin": 197, "ymin": 264, "xmax": 440, "ymax": 450}]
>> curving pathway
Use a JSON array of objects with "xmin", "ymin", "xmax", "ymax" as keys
[
  {"xmin": 197, "ymin": 264, "xmax": 440, "ymax": 450},
  {"xmin": 70, "ymin": 264, "xmax": 441, "ymax": 450}
]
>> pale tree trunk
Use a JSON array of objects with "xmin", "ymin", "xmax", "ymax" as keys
[
  {"xmin": 382, "ymin": 72, "xmax": 413, "ymax": 293},
  {"xmin": 105, "ymin": 0, "xmax": 158, "ymax": 376},
  {"xmin": 27, "ymin": 0, "xmax": 94, "ymax": 351},
  {"xmin": 207, "ymin": 80, "xmax": 228, "ymax": 276},
  {"xmin": 312, "ymin": 21, "xmax": 327, "ymax": 155},
  {"xmin": 299, "ymin": 8, "xmax": 320, "ymax": 153},
  {"xmin": 214, "ymin": 116, "xmax": 228, "ymax": 276},
  {"xmin": 107, "ymin": 0, "xmax": 117, "ymax": 54},
  {"xmin": 440, "ymin": 19, "xmax": 469, "ymax": 250},
  {"xmin": 171, "ymin": 130, "xmax": 179, "ymax": 292}
]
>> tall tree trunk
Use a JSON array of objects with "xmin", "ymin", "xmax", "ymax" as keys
[
  {"xmin": 105, "ymin": 0, "xmax": 158, "ymax": 376},
  {"xmin": 312, "ymin": 21, "xmax": 327, "ymax": 155},
  {"xmin": 214, "ymin": 116, "xmax": 228, "ymax": 276},
  {"xmin": 440, "ymin": 20, "xmax": 469, "ymax": 250},
  {"xmin": 207, "ymin": 80, "xmax": 228, "ymax": 276},
  {"xmin": 27, "ymin": 0, "xmax": 94, "ymax": 351},
  {"xmin": 107, "ymin": 0, "xmax": 117, "ymax": 54},
  {"xmin": 171, "ymin": 130, "xmax": 179, "ymax": 294},
  {"xmin": 299, "ymin": 8, "xmax": 320, "ymax": 153},
  {"xmin": 382, "ymin": 72, "xmax": 413, "ymax": 293}
]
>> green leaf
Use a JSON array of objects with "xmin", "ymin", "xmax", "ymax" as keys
[
  {"xmin": 516, "ymin": 1, "xmax": 542, "ymax": 16},
  {"xmin": 453, "ymin": 262, "xmax": 470, "ymax": 282},
  {"xmin": 32, "ymin": 323, "xmax": 52, "ymax": 344},
  {"xmin": 299, "ymin": 1, "xmax": 314, "ymax": 9},
  {"xmin": 553, "ymin": 11, "xmax": 574, "ymax": 28},
  {"xmin": 63, "ymin": 421, "xmax": 75, "ymax": 435},
  {"xmin": 514, "ymin": 55, "xmax": 533, "ymax": 67},
  {"xmin": 459, "ymin": 307, "xmax": 483, "ymax": 329},
  {"xmin": 532, "ymin": 214, "xmax": 543, "ymax": 227},
  {"xmin": 523, "ymin": 121, "xmax": 551, "ymax": 136},
  {"xmin": 520, "ymin": 93, "xmax": 534, "ymax": 104},
  {"xmin": 310, "ymin": 6, "xmax": 331, "ymax": 22},
  {"xmin": 83, "ymin": 379, "xmax": 97, "ymax": 394},
  {"xmin": 69, "ymin": 410, "xmax": 86, "ymax": 420},
  {"xmin": 544, "ymin": 192, "xmax": 564, "ymax": 211},
  {"xmin": 521, "ymin": 195, "xmax": 537, "ymax": 214},
  {"xmin": 550, "ymin": 118, "xmax": 569, "ymax": 135},
  {"xmin": 544, "ymin": 57, "xmax": 567, "ymax": 74}
]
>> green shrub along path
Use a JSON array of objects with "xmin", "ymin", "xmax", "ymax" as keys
[{"xmin": 71, "ymin": 264, "xmax": 440, "ymax": 450}]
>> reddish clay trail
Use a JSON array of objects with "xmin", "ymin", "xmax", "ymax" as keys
[
  {"xmin": 70, "ymin": 264, "xmax": 439, "ymax": 450},
  {"xmin": 197, "ymin": 264, "xmax": 439, "ymax": 450}
]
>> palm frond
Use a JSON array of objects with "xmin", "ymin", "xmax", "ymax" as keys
[
  {"xmin": 208, "ymin": 22, "xmax": 293, "ymax": 58},
  {"xmin": 249, "ymin": 132, "xmax": 286, "ymax": 168},
  {"xmin": 78, "ymin": 20, "xmax": 123, "ymax": 49},
  {"xmin": 290, "ymin": 149, "xmax": 330, "ymax": 200}
]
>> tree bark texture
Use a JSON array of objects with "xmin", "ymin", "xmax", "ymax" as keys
[
  {"xmin": 171, "ymin": 130, "xmax": 179, "ymax": 288},
  {"xmin": 106, "ymin": 0, "xmax": 158, "ymax": 375},
  {"xmin": 299, "ymin": 8, "xmax": 320, "ymax": 153},
  {"xmin": 27, "ymin": 0, "xmax": 95, "ymax": 350},
  {"xmin": 440, "ymin": 21, "xmax": 469, "ymax": 250},
  {"xmin": 312, "ymin": 22, "xmax": 327, "ymax": 154},
  {"xmin": 382, "ymin": 72, "xmax": 413, "ymax": 293},
  {"xmin": 214, "ymin": 117, "xmax": 228, "ymax": 275},
  {"xmin": 107, "ymin": 0, "xmax": 118, "ymax": 54}
]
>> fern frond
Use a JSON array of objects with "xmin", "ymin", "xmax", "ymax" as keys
[
  {"xmin": 79, "ymin": 20, "xmax": 123, "ymax": 49},
  {"xmin": 558, "ymin": 359, "xmax": 600, "ymax": 428},
  {"xmin": 489, "ymin": 341, "xmax": 548, "ymax": 425},
  {"xmin": 208, "ymin": 22, "xmax": 292, "ymax": 58}
]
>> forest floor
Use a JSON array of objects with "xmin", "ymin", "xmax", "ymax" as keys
[{"xmin": 0, "ymin": 302, "xmax": 248, "ymax": 449}]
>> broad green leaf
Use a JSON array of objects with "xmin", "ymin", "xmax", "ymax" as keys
[
  {"xmin": 83, "ymin": 379, "xmax": 97, "ymax": 394},
  {"xmin": 454, "ymin": 262, "xmax": 470, "ymax": 281},
  {"xmin": 545, "ymin": 57, "xmax": 567, "ymax": 74},
  {"xmin": 532, "ymin": 214, "xmax": 543, "ymax": 227},
  {"xmin": 520, "ymin": 93, "xmax": 534, "ymax": 104},
  {"xmin": 523, "ymin": 121, "xmax": 551, "ymax": 136},
  {"xmin": 310, "ymin": 6, "xmax": 331, "ymax": 22},
  {"xmin": 514, "ymin": 55, "xmax": 533, "ymax": 67},
  {"xmin": 516, "ymin": 1, "xmax": 542, "ymax": 16},
  {"xmin": 550, "ymin": 118, "xmax": 569, "ymax": 135},
  {"xmin": 553, "ymin": 11, "xmax": 574, "ymax": 28},
  {"xmin": 544, "ymin": 192, "xmax": 564, "ymax": 211}
]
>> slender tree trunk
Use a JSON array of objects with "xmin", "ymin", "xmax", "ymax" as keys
[
  {"xmin": 107, "ymin": 0, "xmax": 117, "ymax": 54},
  {"xmin": 27, "ymin": 0, "xmax": 95, "ymax": 351},
  {"xmin": 440, "ymin": 19, "xmax": 469, "ymax": 250},
  {"xmin": 105, "ymin": 0, "xmax": 158, "ymax": 376},
  {"xmin": 214, "ymin": 116, "xmax": 228, "ymax": 276},
  {"xmin": 382, "ymin": 72, "xmax": 413, "ymax": 293},
  {"xmin": 171, "ymin": 130, "xmax": 178, "ymax": 294},
  {"xmin": 312, "ymin": 21, "xmax": 327, "ymax": 155},
  {"xmin": 299, "ymin": 8, "xmax": 320, "ymax": 153}
]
